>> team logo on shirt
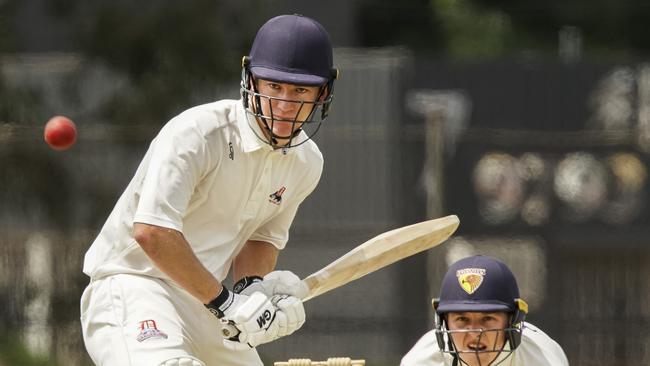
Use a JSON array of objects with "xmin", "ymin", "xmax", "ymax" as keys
[
  {"xmin": 456, "ymin": 268, "xmax": 486, "ymax": 294},
  {"xmin": 136, "ymin": 319, "xmax": 168, "ymax": 342},
  {"xmin": 269, "ymin": 186, "xmax": 286, "ymax": 205}
]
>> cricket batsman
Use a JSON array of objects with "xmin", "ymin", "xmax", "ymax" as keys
[{"xmin": 80, "ymin": 14, "xmax": 337, "ymax": 366}]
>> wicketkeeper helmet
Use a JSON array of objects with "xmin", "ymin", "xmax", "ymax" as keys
[{"xmin": 433, "ymin": 256, "xmax": 528, "ymax": 364}]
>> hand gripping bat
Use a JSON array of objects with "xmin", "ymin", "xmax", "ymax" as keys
[{"xmin": 221, "ymin": 215, "xmax": 460, "ymax": 338}]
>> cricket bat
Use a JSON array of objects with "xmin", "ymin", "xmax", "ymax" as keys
[
  {"xmin": 301, "ymin": 214, "xmax": 459, "ymax": 301},
  {"xmin": 220, "ymin": 215, "xmax": 459, "ymax": 339}
]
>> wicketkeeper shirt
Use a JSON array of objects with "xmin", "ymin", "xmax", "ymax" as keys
[{"xmin": 400, "ymin": 322, "xmax": 569, "ymax": 366}]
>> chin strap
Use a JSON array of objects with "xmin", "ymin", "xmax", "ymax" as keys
[{"xmin": 259, "ymin": 119, "xmax": 304, "ymax": 147}]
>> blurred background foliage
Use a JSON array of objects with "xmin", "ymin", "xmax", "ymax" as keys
[
  {"xmin": 0, "ymin": 0, "xmax": 649, "ymax": 125},
  {"xmin": 359, "ymin": 0, "xmax": 650, "ymax": 59},
  {"xmin": 1, "ymin": 0, "xmax": 650, "ymax": 365}
]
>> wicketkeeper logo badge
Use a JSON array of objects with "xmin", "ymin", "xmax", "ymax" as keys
[
  {"xmin": 136, "ymin": 319, "xmax": 168, "ymax": 342},
  {"xmin": 456, "ymin": 268, "xmax": 486, "ymax": 295}
]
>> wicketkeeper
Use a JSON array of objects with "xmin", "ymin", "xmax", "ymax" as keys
[{"xmin": 401, "ymin": 255, "xmax": 569, "ymax": 366}]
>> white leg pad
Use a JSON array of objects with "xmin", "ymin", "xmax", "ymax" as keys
[{"xmin": 159, "ymin": 357, "xmax": 206, "ymax": 366}]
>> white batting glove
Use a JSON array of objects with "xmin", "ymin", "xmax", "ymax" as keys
[
  {"xmin": 224, "ymin": 293, "xmax": 306, "ymax": 349},
  {"xmin": 205, "ymin": 287, "xmax": 250, "ymax": 320},
  {"xmin": 205, "ymin": 288, "xmax": 281, "ymax": 350},
  {"xmin": 239, "ymin": 270, "xmax": 309, "ymax": 299},
  {"xmin": 273, "ymin": 294, "xmax": 306, "ymax": 337},
  {"xmin": 221, "ymin": 292, "xmax": 282, "ymax": 350}
]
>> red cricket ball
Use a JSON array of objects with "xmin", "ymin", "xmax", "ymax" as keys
[{"xmin": 44, "ymin": 115, "xmax": 77, "ymax": 151}]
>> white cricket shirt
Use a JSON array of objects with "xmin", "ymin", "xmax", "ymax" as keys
[
  {"xmin": 83, "ymin": 99, "xmax": 323, "ymax": 282},
  {"xmin": 400, "ymin": 322, "xmax": 569, "ymax": 366}
]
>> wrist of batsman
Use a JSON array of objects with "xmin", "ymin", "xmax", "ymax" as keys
[{"xmin": 205, "ymin": 286, "xmax": 234, "ymax": 319}]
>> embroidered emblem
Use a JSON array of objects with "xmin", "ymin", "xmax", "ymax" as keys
[
  {"xmin": 136, "ymin": 319, "xmax": 168, "ymax": 342},
  {"xmin": 456, "ymin": 268, "xmax": 486, "ymax": 294},
  {"xmin": 228, "ymin": 142, "xmax": 234, "ymax": 160},
  {"xmin": 269, "ymin": 186, "xmax": 286, "ymax": 205}
]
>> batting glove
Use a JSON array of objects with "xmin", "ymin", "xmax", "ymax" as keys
[
  {"xmin": 273, "ymin": 294, "xmax": 306, "ymax": 337},
  {"xmin": 223, "ymin": 293, "xmax": 306, "ymax": 349},
  {"xmin": 232, "ymin": 275, "xmax": 263, "ymax": 294},
  {"xmin": 239, "ymin": 270, "xmax": 309, "ymax": 300},
  {"xmin": 206, "ymin": 289, "xmax": 281, "ymax": 350},
  {"xmin": 205, "ymin": 286, "xmax": 249, "ymax": 319}
]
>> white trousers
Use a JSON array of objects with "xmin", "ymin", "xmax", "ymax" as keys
[{"xmin": 80, "ymin": 274, "xmax": 263, "ymax": 366}]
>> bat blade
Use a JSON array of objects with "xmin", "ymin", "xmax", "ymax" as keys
[{"xmin": 301, "ymin": 214, "xmax": 459, "ymax": 302}]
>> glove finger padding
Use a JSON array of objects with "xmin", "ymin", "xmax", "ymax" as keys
[
  {"xmin": 238, "ymin": 279, "xmax": 272, "ymax": 297},
  {"xmin": 240, "ymin": 270, "xmax": 309, "ymax": 299},
  {"xmin": 273, "ymin": 308, "xmax": 290, "ymax": 338},
  {"xmin": 273, "ymin": 294, "xmax": 306, "ymax": 337},
  {"xmin": 266, "ymin": 271, "xmax": 309, "ymax": 299}
]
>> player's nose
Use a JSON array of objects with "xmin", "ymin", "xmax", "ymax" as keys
[
  {"xmin": 273, "ymin": 97, "xmax": 299, "ymax": 114},
  {"xmin": 465, "ymin": 328, "xmax": 485, "ymax": 341}
]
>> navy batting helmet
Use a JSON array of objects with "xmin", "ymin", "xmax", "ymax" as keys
[
  {"xmin": 241, "ymin": 14, "xmax": 338, "ymax": 148},
  {"xmin": 433, "ymin": 256, "xmax": 528, "ymax": 362},
  {"xmin": 249, "ymin": 14, "xmax": 335, "ymax": 85}
]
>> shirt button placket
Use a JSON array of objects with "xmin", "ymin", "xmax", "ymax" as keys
[{"xmin": 243, "ymin": 152, "xmax": 272, "ymax": 218}]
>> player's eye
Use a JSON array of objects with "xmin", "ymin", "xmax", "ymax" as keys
[
  {"xmin": 295, "ymin": 87, "xmax": 308, "ymax": 94},
  {"xmin": 451, "ymin": 316, "xmax": 470, "ymax": 324},
  {"xmin": 482, "ymin": 316, "xmax": 503, "ymax": 328}
]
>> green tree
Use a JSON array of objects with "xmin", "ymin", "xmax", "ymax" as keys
[
  {"xmin": 460, "ymin": 0, "xmax": 650, "ymax": 59},
  {"xmin": 51, "ymin": 0, "xmax": 258, "ymax": 125},
  {"xmin": 433, "ymin": 0, "xmax": 515, "ymax": 59}
]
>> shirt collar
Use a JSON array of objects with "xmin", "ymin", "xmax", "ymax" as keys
[{"xmin": 236, "ymin": 100, "xmax": 272, "ymax": 153}]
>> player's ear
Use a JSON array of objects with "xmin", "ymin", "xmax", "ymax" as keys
[{"xmin": 318, "ymin": 85, "xmax": 329, "ymax": 102}]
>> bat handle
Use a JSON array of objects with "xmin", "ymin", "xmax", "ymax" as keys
[{"xmin": 220, "ymin": 319, "xmax": 240, "ymax": 339}]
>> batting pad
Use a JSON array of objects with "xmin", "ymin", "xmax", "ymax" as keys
[{"xmin": 159, "ymin": 357, "xmax": 206, "ymax": 366}]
